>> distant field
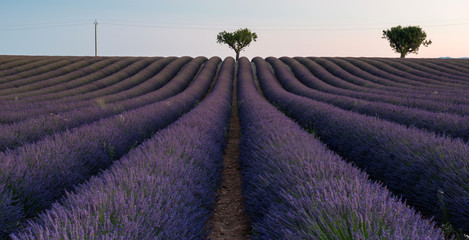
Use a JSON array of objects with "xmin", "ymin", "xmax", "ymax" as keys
[{"xmin": 0, "ymin": 55, "xmax": 468, "ymax": 239}]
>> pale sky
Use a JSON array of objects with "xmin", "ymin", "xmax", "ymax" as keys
[{"xmin": 1, "ymin": 0, "xmax": 468, "ymax": 58}]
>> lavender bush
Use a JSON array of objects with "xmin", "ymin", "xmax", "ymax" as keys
[
  {"xmin": 0, "ymin": 184, "xmax": 23, "ymax": 237},
  {"xmin": 254, "ymin": 56, "xmax": 469, "ymax": 234},
  {"xmin": 11, "ymin": 57, "xmax": 234, "ymax": 240},
  {"xmin": 402, "ymin": 59, "xmax": 469, "ymax": 79},
  {"xmin": 286, "ymin": 57, "xmax": 469, "ymax": 115},
  {"xmin": 360, "ymin": 58, "xmax": 460, "ymax": 86},
  {"xmin": 384, "ymin": 58, "xmax": 469, "ymax": 83},
  {"xmin": 360, "ymin": 58, "xmax": 468, "ymax": 86},
  {"xmin": 0, "ymin": 56, "xmax": 38, "ymax": 72},
  {"xmin": 327, "ymin": 57, "xmax": 468, "ymax": 93},
  {"xmin": 0, "ymin": 57, "xmax": 128, "ymax": 100},
  {"xmin": 0, "ymin": 57, "xmax": 203, "ymax": 152},
  {"xmin": 312, "ymin": 57, "xmax": 468, "ymax": 89},
  {"xmin": 0, "ymin": 57, "xmax": 220, "ymax": 234},
  {"xmin": 0, "ymin": 57, "xmax": 95, "ymax": 90},
  {"xmin": 22, "ymin": 58, "xmax": 155, "ymax": 102},
  {"xmin": 330, "ymin": 57, "xmax": 436, "ymax": 87},
  {"xmin": 267, "ymin": 57, "xmax": 469, "ymax": 141},
  {"xmin": 238, "ymin": 57, "xmax": 444, "ymax": 239},
  {"xmin": 322, "ymin": 57, "xmax": 417, "ymax": 88},
  {"xmin": 0, "ymin": 57, "xmax": 187, "ymax": 124},
  {"xmin": 300, "ymin": 57, "xmax": 469, "ymax": 103},
  {"xmin": 427, "ymin": 58, "xmax": 469, "ymax": 69},
  {"xmin": 0, "ymin": 56, "xmax": 63, "ymax": 78}
]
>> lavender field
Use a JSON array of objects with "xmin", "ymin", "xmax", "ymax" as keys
[{"xmin": 0, "ymin": 55, "xmax": 468, "ymax": 239}]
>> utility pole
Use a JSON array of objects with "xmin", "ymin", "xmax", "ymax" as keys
[{"xmin": 94, "ymin": 19, "xmax": 98, "ymax": 57}]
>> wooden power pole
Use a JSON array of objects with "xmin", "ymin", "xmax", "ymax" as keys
[{"xmin": 94, "ymin": 19, "xmax": 98, "ymax": 57}]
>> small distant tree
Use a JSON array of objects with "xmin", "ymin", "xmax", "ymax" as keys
[
  {"xmin": 382, "ymin": 25, "xmax": 432, "ymax": 58},
  {"xmin": 217, "ymin": 28, "xmax": 258, "ymax": 61}
]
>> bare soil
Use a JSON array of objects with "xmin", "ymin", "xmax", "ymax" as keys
[{"xmin": 208, "ymin": 68, "xmax": 251, "ymax": 240}]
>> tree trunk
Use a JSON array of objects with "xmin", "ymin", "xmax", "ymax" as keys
[
  {"xmin": 235, "ymin": 51, "xmax": 240, "ymax": 61},
  {"xmin": 400, "ymin": 52, "xmax": 406, "ymax": 58}
]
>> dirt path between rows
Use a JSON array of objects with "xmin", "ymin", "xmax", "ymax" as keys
[{"xmin": 208, "ymin": 66, "xmax": 251, "ymax": 240}]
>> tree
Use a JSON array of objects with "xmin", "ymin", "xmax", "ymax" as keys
[
  {"xmin": 382, "ymin": 25, "xmax": 432, "ymax": 58},
  {"xmin": 217, "ymin": 28, "xmax": 258, "ymax": 61}
]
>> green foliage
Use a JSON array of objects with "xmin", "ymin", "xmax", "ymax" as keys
[
  {"xmin": 217, "ymin": 28, "xmax": 258, "ymax": 61},
  {"xmin": 438, "ymin": 189, "xmax": 468, "ymax": 239},
  {"xmin": 382, "ymin": 25, "xmax": 432, "ymax": 58}
]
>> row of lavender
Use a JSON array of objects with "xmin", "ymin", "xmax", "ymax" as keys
[
  {"xmin": 309, "ymin": 57, "xmax": 469, "ymax": 90},
  {"xmin": 3, "ymin": 55, "xmax": 449, "ymax": 239},
  {"xmin": 0, "ymin": 56, "xmax": 88, "ymax": 79},
  {"xmin": 319, "ymin": 57, "xmax": 468, "ymax": 89},
  {"xmin": 238, "ymin": 57, "xmax": 445, "ymax": 239},
  {"xmin": 254, "ymin": 57, "xmax": 469, "ymax": 235},
  {"xmin": 10, "ymin": 58, "xmax": 235, "ymax": 239},
  {"xmin": 1, "ymin": 55, "xmax": 468, "ymax": 238},
  {"xmin": 270, "ymin": 57, "xmax": 469, "ymax": 141},
  {"xmin": 306, "ymin": 59, "xmax": 469, "ymax": 99},
  {"xmin": 0, "ymin": 57, "xmax": 108, "ymax": 90},
  {"xmin": 0, "ymin": 57, "xmax": 128, "ymax": 122},
  {"xmin": 0, "ymin": 57, "xmax": 177, "ymax": 123},
  {"xmin": 1, "ymin": 54, "xmax": 459, "ymax": 113},
  {"xmin": 288, "ymin": 57, "xmax": 469, "ymax": 115},
  {"xmin": 0, "ymin": 57, "xmax": 200, "ymax": 152},
  {"xmin": 0, "ymin": 57, "xmax": 135, "ymax": 101},
  {"xmin": 0, "ymin": 56, "xmax": 220, "ymax": 235},
  {"xmin": 370, "ymin": 58, "xmax": 469, "ymax": 84},
  {"xmin": 324, "ymin": 57, "xmax": 469, "ymax": 88}
]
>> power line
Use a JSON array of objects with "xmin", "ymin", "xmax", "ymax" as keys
[
  {"xmin": 0, "ymin": 20, "xmax": 90, "ymax": 27},
  {"xmin": 99, "ymin": 17, "xmax": 469, "ymax": 28},
  {"xmin": 422, "ymin": 22, "xmax": 469, "ymax": 28},
  {"xmin": 1, "ymin": 19, "xmax": 469, "ymax": 32},
  {"xmin": 0, "ymin": 23, "xmax": 89, "ymax": 31},
  {"xmin": 100, "ymin": 21, "xmax": 469, "ymax": 32},
  {"xmin": 100, "ymin": 22, "xmax": 227, "ymax": 31}
]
